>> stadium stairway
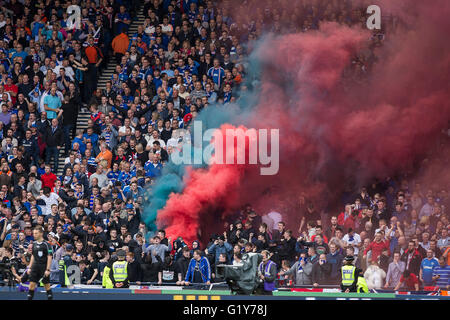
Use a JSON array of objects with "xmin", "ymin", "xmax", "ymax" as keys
[{"xmin": 56, "ymin": 6, "xmax": 146, "ymax": 176}]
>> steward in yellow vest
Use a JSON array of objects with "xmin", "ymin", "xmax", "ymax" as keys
[
  {"xmin": 340, "ymin": 255, "xmax": 362, "ymax": 292},
  {"xmin": 102, "ymin": 256, "xmax": 117, "ymax": 289},
  {"xmin": 109, "ymin": 250, "xmax": 129, "ymax": 288},
  {"xmin": 357, "ymin": 273, "xmax": 369, "ymax": 293}
]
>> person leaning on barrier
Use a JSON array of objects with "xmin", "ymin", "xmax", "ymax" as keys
[
  {"xmin": 340, "ymin": 255, "xmax": 364, "ymax": 293},
  {"xmin": 109, "ymin": 250, "xmax": 129, "ymax": 288}
]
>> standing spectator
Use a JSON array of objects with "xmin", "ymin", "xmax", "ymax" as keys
[
  {"xmin": 126, "ymin": 251, "xmax": 142, "ymax": 283},
  {"xmin": 432, "ymin": 256, "xmax": 450, "ymax": 290},
  {"xmin": 176, "ymin": 247, "xmax": 191, "ymax": 285},
  {"xmin": 363, "ymin": 231, "xmax": 390, "ymax": 263},
  {"xmin": 342, "ymin": 228, "xmax": 362, "ymax": 254},
  {"xmin": 419, "ymin": 196, "xmax": 435, "ymax": 219},
  {"xmin": 279, "ymin": 251, "xmax": 313, "ymax": 286},
  {"xmin": 40, "ymin": 165, "xmax": 57, "ymax": 190},
  {"xmin": 207, "ymin": 58, "xmax": 225, "ymax": 91},
  {"xmin": 60, "ymin": 94, "xmax": 78, "ymax": 157},
  {"xmin": 401, "ymin": 240, "xmax": 422, "ymax": 276},
  {"xmin": 311, "ymin": 253, "xmax": 331, "ymax": 287},
  {"xmin": 326, "ymin": 243, "xmax": 344, "ymax": 285},
  {"xmin": 185, "ymin": 249, "xmax": 211, "ymax": 285},
  {"xmin": 419, "ymin": 249, "xmax": 440, "ymax": 287},
  {"xmin": 43, "ymin": 119, "xmax": 64, "ymax": 171},
  {"xmin": 384, "ymin": 252, "xmax": 406, "ymax": 289},
  {"xmin": 43, "ymin": 87, "xmax": 62, "ymax": 120},
  {"xmin": 207, "ymin": 235, "xmax": 233, "ymax": 265},
  {"xmin": 143, "ymin": 235, "xmax": 172, "ymax": 264},
  {"xmin": 84, "ymin": 36, "xmax": 103, "ymax": 97},
  {"xmin": 112, "ymin": 32, "xmax": 129, "ymax": 63},
  {"xmin": 437, "ymin": 228, "xmax": 449, "ymax": 251},
  {"xmin": 364, "ymin": 260, "xmax": 386, "ymax": 290},
  {"xmin": 325, "ymin": 216, "xmax": 339, "ymax": 240},
  {"xmin": 278, "ymin": 229, "xmax": 297, "ymax": 265}
]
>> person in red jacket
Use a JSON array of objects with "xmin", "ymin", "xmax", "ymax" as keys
[
  {"xmin": 40, "ymin": 164, "xmax": 57, "ymax": 189},
  {"xmin": 363, "ymin": 231, "xmax": 390, "ymax": 263},
  {"xmin": 337, "ymin": 205, "xmax": 353, "ymax": 227}
]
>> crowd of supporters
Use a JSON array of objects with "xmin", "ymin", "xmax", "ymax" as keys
[{"xmin": 0, "ymin": 0, "xmax": 447, "ymax": 292}]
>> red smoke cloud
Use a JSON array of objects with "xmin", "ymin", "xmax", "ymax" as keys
[
  {"xmin": 156, "ymin": 125, "xmax": 254, "ymax": 244},
  {"xmin": 157, "ymin": 0, "xmax": 450, "ymax": 243}
]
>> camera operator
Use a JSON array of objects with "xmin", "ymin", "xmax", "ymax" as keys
[
  {"xmin": 11, "ymin": 249, "xmax": 31, "ymax": 284},
  {"xmin": 0, "ymin": 248, "xmax": 14, "ymax": 286}
]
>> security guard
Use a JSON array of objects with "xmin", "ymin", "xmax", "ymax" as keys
[
  {"xmin": 109, "ymin": 250, "xmax": 129, "ymax": 288},
  {"xmin": 340, "ymin": 255, "xmax": 362, "ymax": 293},
  {"xmin": 102, "ymin": 255, "xmax": 117, "ymax": 289},
  {"xmin": 59, "ymin": 244, "xmax": 76, "ymax": 287},
  {"xmin": 356, "ymin": 271, "xmax": 369, "ymax": 293}
]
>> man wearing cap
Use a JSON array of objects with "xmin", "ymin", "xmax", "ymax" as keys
[
  {"xmin": 208, "ymin": 235, "xmax": 233, "ymax": 265},
  {"xmin": 340, "ymin": 255, "xmax": 363, "ymax": 293},
  {"xmin": 109, "ymin": 249, "xmax": 130, "ymax": 288}
]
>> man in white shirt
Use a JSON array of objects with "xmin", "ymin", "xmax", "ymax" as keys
[
  {"xmin": 160, "ymin": 16, "xmax": 173, "ymax": 35},
  {"xmin": 54, "ymin": 59, "xmax": 75, "ymax": 81},
  {"xmin": 118, "ymin": 117, "xmax": 135, "ymax": 136},
  {"xmin": 38, "ymin": 187, "xmax": 62, "ymax": 215},
  {"xmin": 146, "ymin": 130, "xmax": 166, "ymax": 149},
  {"xmin": 342, "ymin": 228, "xmax": 362, "ymax": 254}
]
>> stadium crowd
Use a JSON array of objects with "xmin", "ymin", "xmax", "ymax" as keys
[{"xmin": 0, "ymin": 0, "xmax": 448, "ymax": 292}]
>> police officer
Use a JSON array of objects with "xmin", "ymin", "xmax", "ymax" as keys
[
  {"xmin": 340, "ymin": 255, "xmax": 363, "ymax": 293},
  {"xmin": 26, "ymin": 227, "xmax": 53, "ymax": 300},
  {"xmin": 109, "ymin": 250, "xmax": 129, "ymax": 288}
]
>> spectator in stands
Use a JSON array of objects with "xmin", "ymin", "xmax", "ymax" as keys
[
  {"xmin": 363, "ymin": 231, "xmax": 390, "ymax": 263},
  {"xmin": 185, "ymin": 249, "xmax": 211, "ymax": 285},
  {"xmin": 279, "ymin": 250, "xmax": 313, "ymax": 286},
  {"xmin": 395, "ymin": 269, "xmax": 420, "ymax": 291},
  {"xmin": 0, "ymin": 0, "xmax": 445, "ymax": 296},
  {"xmin": 311, "ymin": 253, "xmax": 331, "ymax": 287},
  {"xmin": 432, "ymin": 255, "xmax": 450, "ymax": 289},
  {"xmin": 419, "ymin": 249, "xmax": 440, "ymax": 287},
  {"xmin": 384, "ymin": 252, "xmax": 406, "ymax": 289}
]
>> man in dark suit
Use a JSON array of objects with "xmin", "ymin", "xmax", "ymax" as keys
[{"xmin": 44, "ymin": 118, "xmax": 64, "ymax": 171}]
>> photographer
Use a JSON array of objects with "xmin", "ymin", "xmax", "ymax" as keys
[
  {"xmin": 0, "ymin": 247, "xmax": 14, "ymax": 286},
  {"xmin": 11, "ymin": 249, "xmax": 30, "ymax": 284}
]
